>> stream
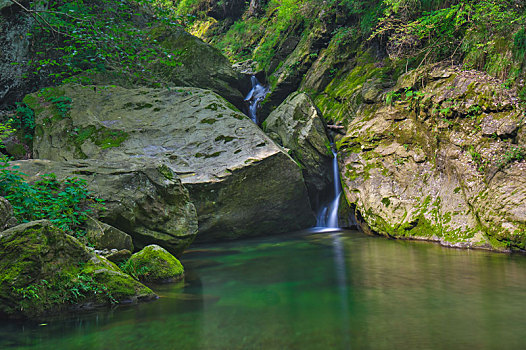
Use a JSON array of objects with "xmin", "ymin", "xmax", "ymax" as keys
[{"xmin": 2, "ymin": 229, "xmax": 526, "ymax": 350}]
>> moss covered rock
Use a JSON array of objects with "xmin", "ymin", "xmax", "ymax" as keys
[
  {"xmin": 338, "ymin": 64, "xmax": 526, "ymax": 251},
  {"xmin": 27, "ymin": 85, "xmax": 315, "ymax": 242},
  {"xmin": 0, "ymin": 220, "xmax": 156, "ymax": 319},
  {"xmin": 125, "ymin": 245, "xmax": 184, "ymax": 283},
  {"xmin": 9, "ymin": 159, "xmax": 198, "ymax": 256}
]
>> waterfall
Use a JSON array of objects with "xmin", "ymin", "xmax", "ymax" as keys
[
  {"xmin": 244, "ymin": 76, "xmax": 269, "ymax": 125},
  {"xmin": 317, "ymin": 148, "xmax": 342, "ymax": 228}
]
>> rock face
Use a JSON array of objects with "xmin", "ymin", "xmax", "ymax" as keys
[
  {"xmin": 0, "ymin": 197, "xmax": 16, "ymax": 230},
  {"xmin": 340, "ymin": 65, "xmax": 526, "ymax": 251},
  {"xmin": 126, "ymin": 245, "xmax": 184, "ymax": 283},
  {"xmin": 0, "ymin": 6, "xmax": 35, "ymax": 108},
  {"xmin": 0, "ymin": 220, "xmax": 156, "ymax": 318},
  {"xmin": 9, "ymin": 159, "xmax": 198, "ymax": 256},
  {"xmin": 26, "ymin": 85, "xmax": 315, "ymax": 241},
  {"xmin": 264, "ymin": 92, "xmax": 332, "ymax": 207}
]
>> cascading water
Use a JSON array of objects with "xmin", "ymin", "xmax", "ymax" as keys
[
  {"xmin": 317, "ymin": 148, "xmax": 342, "ymax": 228},
  {"xmin": 244, "ymin": 76, "xmax": 269, "ymax": 124}
]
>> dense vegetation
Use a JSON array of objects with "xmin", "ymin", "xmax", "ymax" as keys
[
  {"xmin": 175, "ymin": 0, "xmax": 526, "ymax": 97},
  {"xmin": 0, "ymin": 156, "xmax": 103, "ymax": 237}
]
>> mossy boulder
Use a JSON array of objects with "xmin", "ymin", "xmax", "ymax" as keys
[
  {"xmin": 263, "ymin": 92, "xmax": 332, "ymax": 207},
  {"xmin": 125, "ymin": 245, "xmax": 184, "ymax": 283},
  {"xmin": 28, "ymin": 85, "xmax": 315, "ymax": 242},
  {"xmin": 9, "ymin": 159, "xmax": 198, "ymax": 256},
  {"xmin": 0, "ymin": 220, "xmax": 156, "ymax": 319},
  {"xmin": 339, "ymin": 64, "xmax": 526, "ymax": 251}
]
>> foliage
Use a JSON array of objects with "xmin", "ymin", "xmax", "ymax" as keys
[
  {"xmin": 119, "ymin": 259, "xmax": 151, "ymax": 281},
  {"xmin": 12, "ymin": 273, "xmax": 117, "ymax": 306},
  {"xmin": 14, "ymin": 0, "xmax": 185, "ymax": 86},
  {"xmin": 10, "ymin": 103, "xmax": 35, "ymax": 144},
  {"xmin": 0, "ymin": 157, "xmax": 103, "ymax": 236},
  {"xmin": 497, "ymin": 146, "xmax": 526, "ymax": 170},
  {"xmin": 47, "ymin": 96, "xmax": 72, "ymax": 119},
  {"xmin": 372, "ymin": 0, "xmax": 525, "ymax": 66},
  {"xmin": 0, "ymin": 122, "xmax": 14, "ymax": 149}
]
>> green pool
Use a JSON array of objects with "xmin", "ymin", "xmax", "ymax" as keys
[{"xmin": 2, "ymin": 229, "xmax": 526, "ymax": 350}]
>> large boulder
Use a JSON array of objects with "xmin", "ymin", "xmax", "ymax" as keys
[
  {"xmin": 263, "ymin": 92, "xmax": 332, "ymax": 207},
  {"xmin": 26, "ymin": 85, "xmax": 315, "ymax": 241},
  {"xmin": 0, "ymin": 220, "xmax": 156, "ymax": 318},
  {"xmin": 339, "ymin": 65, "xmax": 526, "ymax": 251},
  {"xmin": 124, "ymin": 244, "xmax": 184, "ymax": 283},
  {"xmin": 9, "ymin": 159, "xmax": 198, "ymax": 256}
]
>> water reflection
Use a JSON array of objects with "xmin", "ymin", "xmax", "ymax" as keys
[{"xmin": 2, "ymin": 231, "xmax": 526, "ymax": 350}]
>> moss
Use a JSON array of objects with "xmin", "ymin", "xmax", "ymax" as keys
[
  {"xmin": 0, "ymin": 221, "xmax": 154, "ymax": 318},
  {"xmin": 195, "ymin": 151, "xmax": 224, "ymax": 158},
  {"xmin": 158, "ymin": 164, "xmax": 174, "ymax": 180},
  {"xmin": 201, "ymin": 118, "xmax": 218, "ymax": 124},
  {"xmin": 215, "ymin": 135, "xmax": 235, "ymax": 143},
  {"xmin": 93, "ymin": 129, "xmax": 129, "ymax": 149},
  {"xmin": 381, "ymin": 197, "xmax": 391, "ymax": 207},
  {"xmin": 125, "ymin": 245, "xmax": 184, "ymax": 283}
]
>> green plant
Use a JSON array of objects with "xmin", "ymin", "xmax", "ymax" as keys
[
  {"xmin": 497, "ymin": 146, "xmax": 526, "ymax": 170},
  {"xmin": 120, "ymin": 259, "xmax": 151, "ymax": 281},
  {"xmin": 47, "ymin": 96, "xmax": 72, "ymax": 119},
  {"xmin": 469, "ymin": 146, "xmax": 487, "ymax": 172},
  {"xmin": 385, "ymin": 90, "xmax": 401, "ymax": 105},
  {"xmin": 0, "ymin": 157, "xmax": 104, "ymax": 237},
  {"xmin": 12, "ymin": 0, "xmax": 185, "ymax": 86},
  {"xmin": 11, "ymin": 103, "xmax": 35, "ymax": 143},
  {"xmin": 0, "ymin": 122, "xmax": 14, "ymax": 149},
  {"xmin": 12, "ymin": 284, "xmax": 40, "ymax": 300}
]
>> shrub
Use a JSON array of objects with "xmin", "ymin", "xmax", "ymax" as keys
[{"xmin": 0, "ymin": 157, "xmax": 103, "ymax": 236}]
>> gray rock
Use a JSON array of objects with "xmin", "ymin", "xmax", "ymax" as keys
[
  {"xmin": 27, "ymin": 85, "xmax": 315, "ymax": 242},
  {"xmin": 9, "ymin": 159, "xmax": 198, "ymax": 256},
  {"xmin": 0, "ymin": 197, "xmax": 16, "ymax": 230},
  {"xmin": 85, "ymin": 218, "xmax": 134, "ymax": 252},
  {"xmin": 0, "ymin": 0, "xmax": 12, "ymax": 11},
  {"xmin": 263, "ymin": 92, "xmax": 332, "ymax": 205}
]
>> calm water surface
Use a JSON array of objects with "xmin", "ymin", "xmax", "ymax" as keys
[{"xmin": 1, "ymin": 229, "xmax": 526, "ymax": 350}]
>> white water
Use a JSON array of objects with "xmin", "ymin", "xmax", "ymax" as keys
[
  {"xmin": 244, "ymin": 76, "xmax": 269, "ymax": 124},
  {"xmin": 316, "ymin": 149, "xmax": 342, "ymax": 228}
]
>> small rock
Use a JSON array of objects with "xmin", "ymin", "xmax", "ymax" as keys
[{"xmin": 126, "ymin": 245, "xmax": 184, "ymax": 283}]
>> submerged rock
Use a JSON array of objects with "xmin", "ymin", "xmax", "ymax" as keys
[
  {"xmin": 125, "ymin": 245, "xmax": 184, "ymax": 283},
  {"xmin": 27, "ymin": 85, "xmax": 315, "ymax": 241},
  {"xmin": 9, "ymin": 159, "xmax": 198, "ymax": 256},
  {"xmin": 0, "ymin": 220, "xmax": 156, "ymax": 319},
  {"xmin": 264, "ymin": 92, "xmax": 332, "ymax": 207},
  {"xmin": 339, "ymin": 65, "xmax": 526, "ymax": 251}
]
